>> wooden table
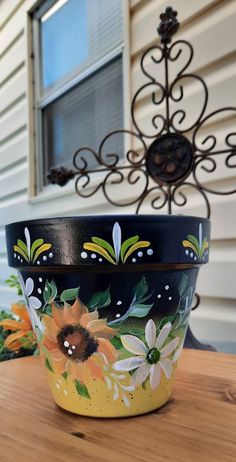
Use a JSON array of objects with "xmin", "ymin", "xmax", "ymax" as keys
[{"xmin": 0, "ymin": 349, "xmax": 236, "ymax": 462}]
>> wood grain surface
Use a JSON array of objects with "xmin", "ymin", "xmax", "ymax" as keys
[{"xmin": 0, "ymin": 349, "xmax": 236, "ymax": 462}]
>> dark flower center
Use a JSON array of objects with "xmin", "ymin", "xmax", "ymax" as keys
[
  {"xmin": 57, "ymin": 324, "xmax": 98, "ymax": 362},
  {"xmin": 146, "ymin": 348, "xmax": 161, "ymax": 365}
]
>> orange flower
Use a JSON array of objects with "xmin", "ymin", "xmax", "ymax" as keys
[
  {"xmin": 0, "ymin": 303, "xmax": 36, "ymax": 351},
  {"xmin": 42, "ymin": 299, "xmax": 117, "ymax": 384}
]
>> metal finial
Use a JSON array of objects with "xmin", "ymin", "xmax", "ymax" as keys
[{"xmin": 157, "ymin": 6, "xmax": 179, "ymax": 44}]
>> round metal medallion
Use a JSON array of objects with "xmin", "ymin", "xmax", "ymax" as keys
[{"xmin": 146, "ymin": 133, "xmax": 194, "ymax": 185}]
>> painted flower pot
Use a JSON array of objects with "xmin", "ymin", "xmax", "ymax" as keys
[{"xmin": 6, "ymin": 215, "xmax": 210, "ymax": 417}]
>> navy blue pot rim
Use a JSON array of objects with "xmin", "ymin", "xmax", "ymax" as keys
[{"xmin": 6, "ymin": 214, "xmax": 210, "ymax": 268}]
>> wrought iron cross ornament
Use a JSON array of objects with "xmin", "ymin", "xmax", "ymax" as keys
[{"xmin": 48, "ymin": 6, "xmax": 236, "ymax": 219}]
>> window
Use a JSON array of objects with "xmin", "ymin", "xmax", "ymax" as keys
[{"xmin": 32, "ymin": 0, "xmax": 125, "ymax": 191}]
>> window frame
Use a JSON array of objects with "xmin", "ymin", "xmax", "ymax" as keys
[{"xmin": 26, "ymin": 0, "xmax": 131, "ymax": 203}]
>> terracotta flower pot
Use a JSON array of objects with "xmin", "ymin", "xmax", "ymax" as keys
[{"xmin": 6, "ymin": 215, "xmax": 210, "ymax": 417}]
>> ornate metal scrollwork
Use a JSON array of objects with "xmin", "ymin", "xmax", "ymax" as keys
[{"xmin": 48, "ymin": 6, "xmax": 236, "ymax": 219}]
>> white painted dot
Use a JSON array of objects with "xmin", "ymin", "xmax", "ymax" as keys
[
  {"xmin": 165, "ymin": 285, "xmax": 169, "ymax": 290},
  {"xmin": 68, "ymin": 349, "xmax": 73, "ymax": 355},
  {"xmin": 63, "ymin": 390, "xmax": 68, "ymax": 396},
  {"xmin": 14, "ymin": 253, "xmax": 16, "ymax": 258},
  {"xmin": 39, "ymin": 277, "xmax": 43, "ymax": 282},
  {"xmin": 37, "ymin": 288, "xmax": 42, "ymax": 294},
  {"xmin": 137, "ymin": 251, "xmax": 143, "ymax": 257},
  {"xmin": 45, "ymin": 287, "xmax": 48, "ymax": 292},
  {"xmin": 185, "ymin": 249, "xmax": 189, "ymax": 255},
  {"xmin": 132, "ymin": 258, "xmax": 136, "ymax": 262},
  {"xmin": 18, "ymin": 255, "xmax": 20, "ymax": 260},
  {"xmin": 194, "ymin": 256, "xmax": 197, "ymax": 261},
  {"xmin": 64, "ymin": 341, "xmax": 69, "ymax": 348},
  {"xmin": 116, "ymin": 300, "xmax": 122, "ymax": 305},
  {"xmin": 147, "ymin": 249, "xmax": 153, "ymax": 256},
  {"xmin": 99, "ymin": 258, "xmax": 102, "ymax": 262},
  {"xmin": 43, "ymin": 255, "xmax": 47, "ymax": 261},
  {"xmin": 20, "ymin": 259, "xmax": 23, "ymax": 263},
  {"xmin": 168, "ymin": 296, "xmax": 172, "ymax": 301},
  {"xmin": 157, "ymin": 294, "xmax": 162, "ymax": 299},
  {"xmin": 49, "ymin": 253, "xmax": 53, "ymax": 258},
  {"xmin": 190, "ymin": 252, "xmax": 194, "ymax": 258},
  {"xmin": 116, "ymin": 313, "xmax": 121, "ymax": 318},
  {"xmin": 91, "ymin": 253, "xmax": 97, "ymax": 259},
  {"xmin": 81, "ymin": 252, "xmax": 87, "ymax": 259},
  {"xmin": 56, "ymin": 383, "xmax": 60, "ymax": 389},
  {"xmin": 72, "ymin": 345, "xmax": 76, "ymax": 350},
  {"xmin": 37, "ymin": 261, "xmax": 40, "ymax": 265}
]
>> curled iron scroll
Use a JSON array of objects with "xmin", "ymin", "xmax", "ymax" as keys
[{"xmin": 48, "ymin": 7, "xmax": 236, "ymax": 220}]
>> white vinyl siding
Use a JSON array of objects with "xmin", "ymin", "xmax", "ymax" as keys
[{"xmin": 0, "ymin": 0, "xmax": 236, "ymax": 352}]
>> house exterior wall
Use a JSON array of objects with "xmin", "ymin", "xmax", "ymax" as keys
[{"xmin": 0, "ymin": 0, "xmax": 236, "ymax": 351}]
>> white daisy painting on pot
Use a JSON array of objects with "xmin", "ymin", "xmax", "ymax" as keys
[{"xmin": 113, "ymin": 320, "xmax": 179, "ymax": 390}]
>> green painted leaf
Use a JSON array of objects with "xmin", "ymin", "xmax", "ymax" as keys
[
  {"xmin": 33, "ymin": 243, "xmax": 52, "ymax": 263},
  {"xmin": 13, "ymin": 245, "xmax": 29, "ymax": 262},
  {"xmin": 75, "ymin": 380, "xmax": 91, "ymax": 399},
  {"xmin": 30, "ymin": 238, "xmax": 44, "ymax": 260},
  {"xmin": 120, "ymin": 235, "xmax": 139, "ymax": 262},
  {"xmin": 133, "ymin": 277, "xmax": 148, "ymax": 300},
  {"xmin": 43, "ymin": 280, "xmax": 51, "ymax": 304},
  {"xmin": 174, "ymin": 311, "xmax": 190, "ymax": 330},
  {"xmin": 43, "ymin": 280, "xmax": 57, "ymax": 305},
  {"xmin": 17, "ymin": 239, "xmax": 28, "ymax": 257},
  {"xmin": 158, "ymin": 315, "xmax": 176, "ymax": 330},
  {"xmin": 110, "ymin": 336, "xmax": 123, "ymax": 349},
  {"xmin": 48, "ymin": 281, "xmax": 57, "ymax": 302},
  {"xmin": 123, "ymin": 241, "xmax": 150, "ymax": 262},
  {"xmin": 178, "ymin": 274, "xmax": 188, "ymax": 297},
  {"xmin": 88, "ymin": 287, "xmax": 111, "ymax": 310},
  {"xmin": 45, "ymin": 358, "xmax": 53, "ymax": 372},
  {"xmin": 60, "ymin": 287, "xmax": 80, "ymax": 302},
  {"xmin": 83, "ymin": 242, "xmax": 116, "ymax": 264},
  {"xmin": 128, "ymin": 303, "xmax": 153, "ymax": 318},
  {"xmin": 62, "ymin": 371, "xmax": 68, "ymax": 381},
  {"xmin": 91, "ymin": 237, "xmax": 115, "ymax": 258},
  {"xmin": 187, "ymin": 235, "xmax": 200, "ymax": 254}
]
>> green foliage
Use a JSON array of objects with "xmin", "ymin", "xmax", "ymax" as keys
[
  {"xmin": 91, "ymin": 237, "xmax": 115, "ymax": 258},
  {"xmin": 108, "ymin": 277, "xmax": 153, "ymax": 326},
  {"xmin": 75, "ymin": 380, "xmax": 91, "ymax": 399},
  {"xmin": 60, "ymin": 287, "xmax": 80, "ymax": 303},
  {"xmin": 88, "ymin": 287, "xmax": 111, "ymax": 310},
  {"xmin": 120, "ymin": 236, "xmax": 139, "ymax": 262},
  {"xmin": 178, "ymin": 274, "xmax": 188, "ymax": 298},
  {"xmin": 110, "ymin": 336, "xmax": 123, "ymax": 349},
  {"xmin": 0, "ymin": 310, "xmax": 14, "ymax": 355},
  {"xmin": 5, "ymin": 275, "xmax": 22, "ymax": 296},
  {"xmin": 62, "ymin": 371, "xmax": 68, "ymax": 381},
  {"xmin": 43, "ymin": 280, "xmax": 57, "ymax": 305},
  {"xmin": 45, "ymin": 358, "xmax": 54, "ymax": 372}
]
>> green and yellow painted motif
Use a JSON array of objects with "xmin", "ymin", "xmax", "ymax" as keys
[
  {"xmin": 182, "ymin": 223, "xmax": 209, "ymax": 261},
  {"xmin": 13, "ymin": 227, "xmax": 53, "ymax": 265},
  {"xmin": 82, "ymin": 222, "xmax": 152, "ymax": 264}
]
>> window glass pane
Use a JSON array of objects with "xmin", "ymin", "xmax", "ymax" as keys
[
  {"xmin": 43, "ymin": 56, "xmax": 123, "ymax": 183},
  {"xmin": 40, "ymin": 0, "xmax": 123, "ymax": 91}
]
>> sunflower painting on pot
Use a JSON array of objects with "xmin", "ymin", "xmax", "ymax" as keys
[{"xmin": 6, "ymin": 215, "xmax": 210, "ymax": 417}]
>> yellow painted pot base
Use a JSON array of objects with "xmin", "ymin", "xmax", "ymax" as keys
[{"xmin": 47, "ymin": 367, "xmax": 176, "ymax": 418}]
